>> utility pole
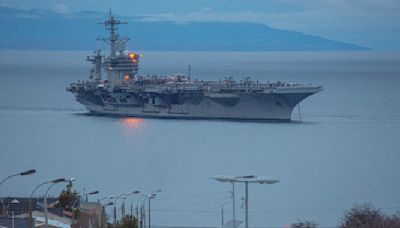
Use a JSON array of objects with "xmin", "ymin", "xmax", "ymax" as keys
[
  {"xmin": 148, "ymin": 196, "xmax": 151, "ymax": 228},
  {"xmin": 221, "ymin": 206, "xmax": 224, "ymax": 228},
  {"xmin": 245, "ymin": 182, "xmax": 249, "ymax": 228},
  {"xmin": 232, "ymin": 182, "xmax": 235, "ymax": 227}
]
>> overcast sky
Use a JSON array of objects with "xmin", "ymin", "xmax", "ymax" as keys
[{"xmin": 1, "ymin": 0, "xmax": 400, "ymax": 50}]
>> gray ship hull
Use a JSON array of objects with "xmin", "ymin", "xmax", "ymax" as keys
[
  {"xmin": 66, "ymin": 13, "xmax": 323, "ymax": 121},
  {"xmin": 73, "ymin": 87, "xmax": 320, "ymax": 121}
]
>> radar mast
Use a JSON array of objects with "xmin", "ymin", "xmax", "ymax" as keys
[{"xmin": 98, "ymin": 9, "xmax": 127, "ymax": 58}]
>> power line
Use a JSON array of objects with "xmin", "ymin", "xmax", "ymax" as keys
[
  {"xmin": 154, "ymin": 196, "xmax": 230, "ymax": 211},
  {"xmin": 248, "ymin": 206, "xmax": 400, "ymax": 215},
  {"xmin": 157, "ymin": 191, "xmax": 229, "ymax": 201},
  {"xmin": 151, "ymin": 206, "xmax": 400, "ymax": 216},
  {"xmin": 153, "ymin": 205, "xmax": 220, "ymax": 225}
]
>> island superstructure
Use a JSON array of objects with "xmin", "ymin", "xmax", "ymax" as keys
[{"xmin": 67, "ymin": 12, "xmax": 323, "ymax": 121}]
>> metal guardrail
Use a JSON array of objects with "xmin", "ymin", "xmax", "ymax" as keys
[{"xmin": 68, "ymin": 80, "xmax": 314, "ymax": 94}]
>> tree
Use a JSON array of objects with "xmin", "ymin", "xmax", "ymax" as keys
[
  {"xmin": 56, "ymin": 188, "xmax": 79, "ymax": 212},
  {"xmin": 339, "ymin": 203, "xmax": 386, "ymax": 228},
  {"xmin": 121, "ymin": 214, "xmax": 138, "ymax": 228},
  {"xmin": 291, "ymin": 220, "xmax": 318, "ymax": 228},
  {"xmin": 383, "ymin": 212, "xmax": 400, "ymax": 227},
  {"xmin": 111, "ymin": 215, "xmax": 138, "ymax": 228}
]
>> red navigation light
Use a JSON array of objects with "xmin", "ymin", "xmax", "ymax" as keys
[{"xmin": 129, "ymin": 53, "xmax": 135, "ymax": 59}]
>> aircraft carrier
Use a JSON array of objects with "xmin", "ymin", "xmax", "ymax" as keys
[{"xmin": 67, "ymin": 12, "xmax": 323, "ymax": 121}]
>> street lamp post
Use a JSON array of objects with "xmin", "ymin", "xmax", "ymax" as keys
[
  {"xmin": 44, "ymin": 178, "xmax": 75, "ymax": 228},
  {"xmin": 212, "ymin": 175, "xmax": 250, "ymax": 228},
  {"xmin": 141, "ymin": 202, "xmax": 146, "ymax": 228},
  {"xmin": 212, "ymin": 177, "xmax": 234, "ymax": 224},
  {"xmin": 29, "ymin": 178, "xmax": 65, "ymax": 228},
  {"xmin": 121, "ymin": 196, "xmax": 127, "ymax": 218},
  {"xmin": 101, "ymin": 202, "xmax": 113, "ymax": 228},
  {"xmin": 126, "ymin": 192, "xmax": 142, "ymax": 218},
  {"xmin": 98, "ymin": 196, "xmax": 114, "ymax": 228},
  {"xmin": 212, "ymin": 175, "xmax": 279, "ymax": 228},
  {"xmin": 113, "ymin": 191, "xmax": 139, "ymax": 226},
  {"xmin": 146, "ymin": 189, "xmax": 161, "ymax": 228},
  {"xmin": 122, "ymin": 191, "xmax": 140, "ymax": 218},
  {"xmin": 135, "ymin": 190, "xmax": 161, "ymax": 228},
  {"xmin": 113, "ymin": 195, "xmax": 123, "ymax": 226},
  {"xmin": 71, "ymin": 190, "xmax": 98, "ymax": 227},
  {"xmin": 0, "ymin": 169, "xmax": 36, "ymax": 187},
  {"xmin": 244, "ymin": 181, "xmax": 249, "ymax": 228},
  {"xmin": 84, "ymin": 190, "xmax": 100, "ymax": 203},
  {"xmin": 214, "ymin": 201, "xmax": 228, "ymax": 228},
  {"xmin": 148, "ymin": 194, "xmax": 154, "ymax": 228},
  {"xmin": 243, "ymin": 178, "xmax": 279, "ymax": 228},
  {"xmin": 136, "ymin": 195, "xmax": 148, "ymax": 228},
  {"xmin": 221, "ymin": 204, "xmax": 224, "ymax": 228},
  {"xmin": 129, "ymin": 193, "xmax": 144, "ymax": 222}
]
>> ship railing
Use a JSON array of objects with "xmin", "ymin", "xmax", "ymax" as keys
[
  {"xmin": 204, "ymin": 82, "xmax": 303, "ymax": 89},
  {"xmin": 150, "ymin": 86, "xmax": 203, "ymax": 93},
  {"xmin": 70, "ymin": 80, "xmax": 101, "ymax": 89},
  {"xmin": 114, "ymin": 81, "xmax": 307, "ymax": 92}
]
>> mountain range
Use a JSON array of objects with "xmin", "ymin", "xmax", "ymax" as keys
[{"xmin": 0, "ymin": 6, "xmax": 369, "ymax": 51}]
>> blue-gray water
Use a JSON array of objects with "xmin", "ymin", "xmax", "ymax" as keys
[{"xmin": 1, "ymin": 51, "xmax": 400, "ymax": 228}]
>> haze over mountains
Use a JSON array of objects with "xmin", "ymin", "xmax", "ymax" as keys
[{"xmin": 0, "ymin": 6, "xmax": 368, "ymax": 51}]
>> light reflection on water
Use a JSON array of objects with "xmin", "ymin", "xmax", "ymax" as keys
[{"xmin": 121, "ymin": 117, "xmax": 145, "ymax": 129}]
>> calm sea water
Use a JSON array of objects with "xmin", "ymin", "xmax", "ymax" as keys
[{"xmin": 0, "ymin": 51, "xmax": 400, "ymax": 228}]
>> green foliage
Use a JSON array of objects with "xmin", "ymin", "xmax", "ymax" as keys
[{"xmin": 56, "ymin": 188, "xmax": 79, "ymax": 212}]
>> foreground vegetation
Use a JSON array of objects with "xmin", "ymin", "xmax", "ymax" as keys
[
  {"xmin": 55, "ymin": 188, "xmax": 399, "ymax": 228},
  {"xmin": 291, "ymin": 203, "xmax": 400, "ymax": 228}
]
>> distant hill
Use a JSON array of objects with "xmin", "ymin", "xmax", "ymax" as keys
[{"xmin": 0, "ymin": 6, "xmax": 369, "ymax": 51}]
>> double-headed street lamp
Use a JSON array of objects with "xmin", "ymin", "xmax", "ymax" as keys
[
  {"xmin": 29, "ymin": 178, "xmax": 65, "ymax": 228},
  {"xmin": 146, "ymin": 189, "xmax": 161, "ymax": 228},
  {"xmin": 212, "ymin": 175, "xmax": 279, "ymax": 228},
  {"xmin": 211, "ymin": 175, "xmax": 254, "ymax": 228},
  {"xmin": 0, "ymin": 169, "xmax": 36, "ymax": 187}
]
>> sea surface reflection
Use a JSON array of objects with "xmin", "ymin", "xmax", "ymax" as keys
[{"xmin": 121, "ymin": 117, "xmax": 145, "ymax": 129}]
